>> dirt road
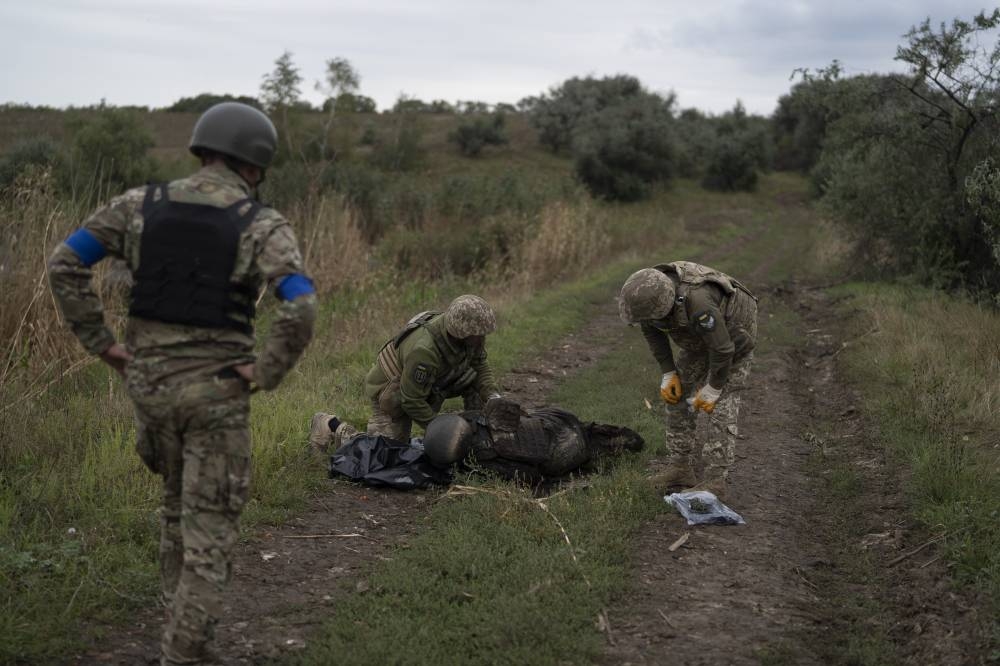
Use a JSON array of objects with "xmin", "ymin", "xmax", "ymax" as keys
[{"xmin": 79, "ymin": 200, "xmax": 991, "ymax": 665}]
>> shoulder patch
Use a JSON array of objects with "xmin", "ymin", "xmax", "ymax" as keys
[
  {"xmin": 694, "ymin": 310, "xmax": 716, "ymax": 332},
  {"xmin": 412, "ymin": 363, "xmax": 431, "ymax": 386}
]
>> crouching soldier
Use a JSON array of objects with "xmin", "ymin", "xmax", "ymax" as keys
[
  {"xmin": 312, "ymin": 295, "xmax": 501, "ymax": 448},
  {"xmin": 619, "ymin": 261, "xmax": 758, "ymax": 498}
]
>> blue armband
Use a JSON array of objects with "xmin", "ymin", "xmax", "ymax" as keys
[
  {"xmin": 64, "ymin": 228, "xmax": 107, "ymax": 267},
  {"xmin": 276, "ymin": 273, "xmax": 315, "ymax": 301}
]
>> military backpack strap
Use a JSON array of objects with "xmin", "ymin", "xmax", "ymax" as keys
[{"xmin": 392, "ymin": 310, "xmax": 440, "ymax": 349}]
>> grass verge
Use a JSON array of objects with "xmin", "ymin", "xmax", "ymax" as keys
[
  {"xmin": 297, "ymin": 315, "xmax": 666, "ymax": 666},
  {"xmin": 833, "ymin": 282, "xmax": 1000, "ymax": 656}
]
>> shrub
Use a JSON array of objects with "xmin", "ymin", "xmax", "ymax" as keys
[
  {"xmin": 0, "ymin": 137, "xmax": 62, "ymax": 193},
  {"xmin": 448, "ymin": 114, "xmax": 508, "ymax": 157},
  {"xmin": 701, "ymin": 135, "xmax": 759, "ymax": 191},
  {"xmin": 571, "ymin": 95, "xmax": 676, "ymax": 201},
  {"xmin": 529, "ymin": 75, "xmax": 648, "ymax": 153},
  {"xmin": 166, "ymin": 93, "xmax": 261, "ymax": 113},
  {"xmin": 369, "ymin": 111, "xmax": 425, "ymax": 172},
  {"xmin": 63, "ymin": 107, "xmax": 156, "ymax": 197}
]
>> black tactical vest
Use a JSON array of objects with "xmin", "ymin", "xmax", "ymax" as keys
[{"xmin": 129, "ymin": 183, "xmax": 260, "ymax": 334}]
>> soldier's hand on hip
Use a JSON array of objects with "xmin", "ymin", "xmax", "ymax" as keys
[
  {"xmin": 659, "ymin": 371, "xmax": 682, "ymax": 404},
  {"xmin": 234, "ymin": 363, "xmax": 255, "ymax": 383},
  {"xmin": 99, "ymin": 343, "xmax": 133, "ymax": 377},
  {"xmin": 690, "ymin": 384, "xmax": 722, "ymax": 413}
]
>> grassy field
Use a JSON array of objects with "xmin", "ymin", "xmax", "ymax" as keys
[
  {"xmin": 835, "ymin": 284, "xmax": 1000, "ymax": 623},
  {"xmin": 2, "ymin": 105, "xmax": 997, "ymax": 662}
]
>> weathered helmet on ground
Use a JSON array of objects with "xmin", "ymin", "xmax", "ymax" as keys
[
  {"xmin": 189, "ymin": 102, "xmax": 278, "ymax": 169},
  {"xmin": 444, "ymin": 294, "xmax": 497, "ymax": 339},
  {"xmin": 619, "ymin": 268, "xmax": 675, "ymax": 323},
  {"xmin": 423, "ymin": 414, "xmax": 475, "ymax": 467}
]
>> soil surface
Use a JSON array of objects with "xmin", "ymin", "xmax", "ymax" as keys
[
  {"xmin": 76, "ymin": 200, "xmax": 993, "ymax": 665},
  {"xmin": 599, "ymin": 285, "xmax": 993, "ymax": 665},
  {"xmin": 74, "ymin": 299, "xmax": 626, "ymax": 665}
]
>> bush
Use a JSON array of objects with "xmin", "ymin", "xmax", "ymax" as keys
[
  {"xmin": 571, "ymin": 95, "xmax": 676, "ymax": 201},
  {"xmin": 448, "ymin": 114, "xmax": 508, "ymax": 157},
  {"xmin": 63, "ymin": 107, "xmax": 156, "ymax": 197},
  {"xmin": 377, "ymin": 216, "xmax": 528, "ymax": 278},
  {"xmin": 701, "ymin": 135, "xmax": 759, "ymax": 191},
  {"xmin": 529, "ymin": 75, "xmax": 648, "ymax": 153},
  {"xmin": 0, "ymin": 137, "xmax": 62, "ymax": 193},
  {"xmin": 166, "ymin": 93, "xmax": 261, "ymax": 113},
  {"xmin": 369, "ymin": 112, "xmax": 425, "ymax": 172},
  {"xmin": 701, "ymin": 102, "xmax": 772, "ymax": 192}
]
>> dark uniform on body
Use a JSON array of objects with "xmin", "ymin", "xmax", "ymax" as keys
[
  {"xmin": 620, "ymin": 261, "xmax": 758, "ymax": 494},
  {"xmin": 48, "ymin": 103, "xmax": 316, "ymax": 665}
]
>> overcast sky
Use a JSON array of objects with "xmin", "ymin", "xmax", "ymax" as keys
[{"xmin": 0, "ymin": 1, "xmax": 993, "ymax": 115}]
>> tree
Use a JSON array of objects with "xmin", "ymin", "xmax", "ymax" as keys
[
  {"xmin": 315, "ymin": 57, "xmax": 360, "ymax": 160},
  {"xmin": 260, "ymin": 50, "xmax": 303, "ymax": 155},
  {"xmin": 528, "ymin": 75, "xmax": 650, "ymax": 153},
  {"xmin": 798, "ymin": 10, "xmax": 1000, "ymax": 292},
  {"xmin": 64, "ymin": 106, "xmax": 156, "ymax": 199},
  {"xmin": 571, "ymin": 94, "xmax": 676, "ymax": 201},
  {"xmin": 166, "ymin": 93, "xmax": 261, "ymax": 113}
]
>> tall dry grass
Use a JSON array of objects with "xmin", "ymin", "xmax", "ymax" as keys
[
  {"xmin": 516, "ymin": 201, "xmax": 609, "ymax": 287},
  {"xmin": 0, "ymin": 169, "xmax": 96, "ymax": 403}
]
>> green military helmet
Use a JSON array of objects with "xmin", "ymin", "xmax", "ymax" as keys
[
  {"xmin": 618, "ymin": 268, "xmax": 675, "ymax": 323},
  {"xmin": 444, "ymin": 294, "xmax": 497, "ymax": 339},
  {"xmin": 189, "ymin": 102, "xmax": 278, "ymax": 169},
  {"xmin": 422, "ymin": 413, "xmax": 475, "ymax": 467}
]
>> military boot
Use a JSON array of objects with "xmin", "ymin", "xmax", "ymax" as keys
[
  {"xmin": 649, "ymin": 462, "xmax": 697, "ymax": 492},
  {"xmin": 308, "ymin": 412, "xmax": 335, "ymax": 453}
]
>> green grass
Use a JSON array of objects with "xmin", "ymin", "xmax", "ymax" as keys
[
  {"xmin": 0, "ymin": 171, "xmax": 825, "ymax": 663},
  {"xmin": 298, "ymin": 322, "xmax": 666, "ymax": 666},
  {"xmin": 833, "ymin": 282, "xmax": 1000, "ymax": 632}
]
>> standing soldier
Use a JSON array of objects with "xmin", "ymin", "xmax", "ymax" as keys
[
  {"xmin": 619, "ymin": 261, "xmax": 758, "ymax": 498},
  {"xmin": 310, "ymin": 295, "xmax": 501, "ymax": 451},
  {"xmin": 48, "ymin": 102, "xmax": 316, "ymax": 665}
]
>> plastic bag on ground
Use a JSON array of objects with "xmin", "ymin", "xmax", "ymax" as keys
[{"xmin": 665, "ymin": 491, "xmax": 746, "ymax": 526}]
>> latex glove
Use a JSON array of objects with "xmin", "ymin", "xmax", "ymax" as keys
[
  {"xmin": 659, "ymin": 371, "xmax": 682, "ymax": 404},
  {"xmin": 690, "ymin": 384, "xmax": 722, "ymax": 413}
]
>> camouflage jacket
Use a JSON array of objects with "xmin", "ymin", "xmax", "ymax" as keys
[
  {"xmin": 47, "ymin": 164, "xmax": 316, "ymax": 390},
  {"xmin": 639, "ymin": 262, "xmax": 757, "ymax": 388},
  {"xmin": 364, "ymin": 313, "xmax": 499, "ymax": 426}
]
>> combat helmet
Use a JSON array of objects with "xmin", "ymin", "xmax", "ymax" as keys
[
  {"xmin": 618, "ymin": 268, "xmax": 675, "ymax": 323},
  {"xmin": 189, "ymin": 102, "xmax": 278, "ymax": 169},
  {"xmin": 443, "ymin": 295, "xmax": 497, "ymax": 339},
  {"xmin": 423, "ymin": 414, "xmax": 475, "ymax": 467}
]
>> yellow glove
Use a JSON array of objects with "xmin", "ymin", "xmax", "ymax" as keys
[
  {"xmin": 690, "ymin": 384, "xmax": 722, "ymax": 413},
  {"xmin": 659, "ymin": 371, "xmax": 682, "ymax": 404}
]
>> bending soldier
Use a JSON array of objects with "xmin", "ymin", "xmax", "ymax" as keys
[
  {"xmin": 48, "ymin": 103, "xmax": 316, "ymax": 666},
  {"xmin": 619, "ymin": 261, "xmax": 758, "ymax": 497},
  {"xmin": 312, "ymin": 295, "xmax": 500, "ymax": 447}
]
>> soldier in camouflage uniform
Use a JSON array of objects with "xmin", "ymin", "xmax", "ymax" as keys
[
  {"xmin": 48, "ymin": 102, "xmax": 316, "ymax": 665},
  {"xmin": 310, "ymin": 295, "xmax": 501, "ymax": 449},
  {"xmin": 619, "ymin": 261, "xmax": 758, "ymax": 497}
]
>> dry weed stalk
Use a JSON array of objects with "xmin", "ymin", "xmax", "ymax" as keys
[{"xmin": 518, "ymin": 201, "xmax": 610, "ymax": 287}]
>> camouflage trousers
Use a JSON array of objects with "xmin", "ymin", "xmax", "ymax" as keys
[
  {"xmin": 664, "ymin": 351, "xmax": 753, "ymax": 482},
  {"xmin": 368, "ymin": 382, "xmax": 482, "ymax": 442},
  {"xmin": 126, "ymin": 371, "xmax": 251, "ymax": 666}
]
